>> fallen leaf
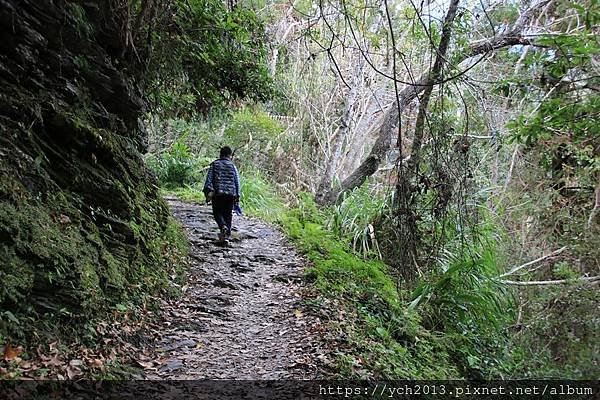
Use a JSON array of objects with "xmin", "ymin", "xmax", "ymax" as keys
[
  {"xmin": 294, "ymin": 309, "xmax": 303, "ymax": 318},
  {"xmin": 43, "ymin": 356, "xmax": 62, "ymax": 367},
  {"xmin": 48, "ymin": 342, "xmax": 58, "ymax": 354},
  {"xmin": 66, "ymin": 366, "xmax": 82, "ymax": 379},
  {"xmin": 3, "ymin": 345, "xmax": 23, "ymax": 361}
]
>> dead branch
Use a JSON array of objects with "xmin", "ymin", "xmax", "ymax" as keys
[
  {"xmin": 319, "ymin": 0, "xmax": 552, "ymax": 204},
  {"xmin": 500, "ymin": 276, "xmax": 600, "ymax": 286},
  {"xmin": 499, "ymin": 246, "xmax": 568, "ymax": 278}
]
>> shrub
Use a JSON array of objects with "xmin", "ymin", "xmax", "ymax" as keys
[
  {"xmin": 146, "ymin": 141, "xmax": 198, "ymax": 187},
  {"xmin": 327, "ymin": 184, "xmax": 390, "ymax": 258},
  {"xmin": 238, "ymin": 170, "xmax": 286, "ymax": 221},
  {"xmin": 408, "ymin": 218, "xmax": 516, "ymax": 378}
]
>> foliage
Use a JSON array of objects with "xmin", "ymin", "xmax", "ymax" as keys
[
  {"xmin": 223, "ymin": 107, "xmax": 291, "ymax": 176},
  {"xmin": 510, "ymin": 95, "xmax": 599, "ymax": 183},
  {"xmin": 238, "ymin": 170, "xmax": 286, "ymax": 221},
  {"xmin": 146, "ymin": 141, "xmax": 199, "ymax": 188},
  {"xmin": 224, "ymin": 107, "xmax": 284, "ymax": 150},
  {"xmin": 409, "ymin": 231, "xmax": 515, "ymax": 378},
  {"xmin": 505, "ymin": 284, "xmax": 600, "ymax": 379},
  {"xmin": 279, "ymin": 192, "xmax": 466, "ymax": 378},
  {"xmin": 146, "ymin": 137, "xmax": 222, "ymax": 189},
  {"xmin": 505, "ymin": 6, "xmax": 600, "ymax": 372},
  {"xmin": 114, "ymin": 0, "xmax": 274, "ymax": 113},
  {"xmin": 508, "ymin": 1, "xmax": 599, "ymax": 221}
]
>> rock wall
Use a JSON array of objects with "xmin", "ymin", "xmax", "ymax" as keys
[{"xmin": 0, "ymin": 0, "xmax": 184, "ymax": 340}]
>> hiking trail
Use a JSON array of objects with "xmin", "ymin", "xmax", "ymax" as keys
[{"xmin": 141, "ymin": 197, "xmax": 327, "ymax": 379}]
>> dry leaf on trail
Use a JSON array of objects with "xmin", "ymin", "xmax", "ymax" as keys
[
  {"xmin": 69, "ymin": 359, "xmax": 83, "ymax": 367},
  {"xmin": 66, "ymin": 366, "xmax": 82, "ymax": 379},
  {"xmin": 294, "ymin": 310, "xmax": 303, "ymax": 318},
  {"xmin": 90, "ymin": 359, "xmax": 104, "ymax": 368},
  {"xmin": 136, "ymin": 360, "xmax": 155, "ymax": 369},
  {"xmin": 48, "ymin": 341, "xmax": 58, "ymax": 354},
  {"xmin": 43, "ymin": 356, "xmax": 63, "ymax": 367},
  {"xmin": 3, "ymin": 345, "xmax": 23, "ymax": 361}
]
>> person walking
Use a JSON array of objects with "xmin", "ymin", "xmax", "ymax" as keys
[{"xmin": 203, "ymin": 146, "xmax": 241, "ymax": 242}]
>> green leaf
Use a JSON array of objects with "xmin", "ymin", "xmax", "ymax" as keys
[
  {"xmin": 3, "ymin": 311, "xmax": 19, "ymax": 324},
  {"xmin": 375, "ymin": 326, "xmax": 387, "ymax": 338}
]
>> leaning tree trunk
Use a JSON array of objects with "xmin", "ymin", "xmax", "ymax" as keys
[
  {"xmin": 315, "ymin": 55, "xmax": 365, "ymax": 202},
  {"xmin": 319, "ymin": 0, "xmax": 551, "ymax": 205}
]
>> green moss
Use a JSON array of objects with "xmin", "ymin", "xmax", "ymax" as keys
[{"xmin": 0, "ymin": 119, "xmax": 189, "ymax": 347}]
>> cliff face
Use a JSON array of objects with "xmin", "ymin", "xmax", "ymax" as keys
[{"xmin": 0, "ymin": 1, "xmax": 184, "ymax": 339}]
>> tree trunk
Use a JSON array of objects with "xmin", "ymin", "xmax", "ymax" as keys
[
  {"xmin": 316, "ymin": 8, "xmax": 385, "ymax": 203},
  {"xmin": 316, "ymin": 56, "xmax": 365, "ymax": 202}
]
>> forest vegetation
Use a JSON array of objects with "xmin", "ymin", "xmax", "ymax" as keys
[{"xmin": 0, "ymin": 0, "xmax": 598, "ymax": 380}]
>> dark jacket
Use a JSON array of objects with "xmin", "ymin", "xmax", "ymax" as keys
[{"xmin": 203, "ymin": 158, "xmax": 240, "ymax": 198}]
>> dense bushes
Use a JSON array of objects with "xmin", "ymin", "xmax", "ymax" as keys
[{"xmin": 145, "ymin": 107, "xmax": 294, "ymax": 187}]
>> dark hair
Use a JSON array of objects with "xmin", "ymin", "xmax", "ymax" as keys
[{"xmin": 219, "ymin": 146, "xmax": 233, "ymax": 158}]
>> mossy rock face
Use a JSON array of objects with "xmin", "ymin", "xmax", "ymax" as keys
[{"xmin": 0, "ymin": 1, "xmax": 186, "ymax": 343}]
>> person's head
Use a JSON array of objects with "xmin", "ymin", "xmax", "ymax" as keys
[{"xmin": 219, "ymin": 146, "xmax": 233, "ymax": 159}]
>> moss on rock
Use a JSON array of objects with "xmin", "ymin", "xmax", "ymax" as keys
[{"xmin": 0, "ymin": 1, "xmax": 188, "ymax": 344}]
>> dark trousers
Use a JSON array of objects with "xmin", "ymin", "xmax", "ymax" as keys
[{"xmin": 212, "ymin": 195, "xmax": 235, "ymax": 236}]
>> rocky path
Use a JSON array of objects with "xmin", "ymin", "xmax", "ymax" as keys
[{"xmin": 142, "ymin": 197, "xmax": 326, "ymax": 379}]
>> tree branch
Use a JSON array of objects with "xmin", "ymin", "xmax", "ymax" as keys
[
  {"xmin": 319, "ymin": 0, "xmax": 552, "ymax": 204},
  {"xmin": 499, "ymin": 276, "xmax": 600, "ymax": 286},
  {"xmin": 498, "ymin": 246, "xmax": 567, "ymax": 278}
]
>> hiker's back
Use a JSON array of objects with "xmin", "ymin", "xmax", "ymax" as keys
[{"xmin": 211, "ymin": 158, "xmax": 238, "ymax": 197}]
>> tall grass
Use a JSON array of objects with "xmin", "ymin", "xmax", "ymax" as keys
[
  {"xmin": 327, "ymin": 184, "xmax": 390, "ymax": 258},
  {"xmin": 409, "ymin": 213, "xmax": 516, "ymax": 377},
  {"xmin": 238, "ymin": 170, "xmax": 286, "ymax": 222}
]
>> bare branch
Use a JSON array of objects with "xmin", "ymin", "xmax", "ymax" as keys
[
  {"xmin": 500, "ymin": 276, "xmax": 600, "ymax": 286},
  {"xmin": 319, "ymin": 0, "xmax": 553, "ymax": 204},
  {"xmin": 499, "ymin": 247, "xmax": 568, "ymax": 278}
]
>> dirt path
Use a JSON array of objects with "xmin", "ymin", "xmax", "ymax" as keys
[{"xmin": 142, "ymin": 197, "xmax": 326, "ymax": 379}]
